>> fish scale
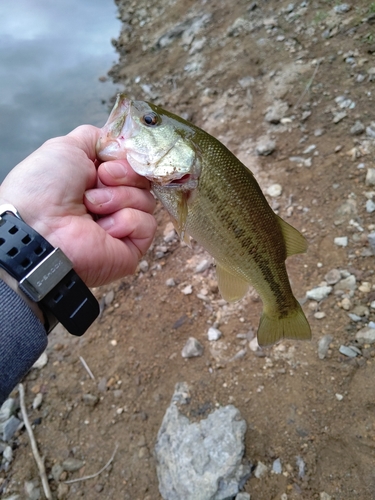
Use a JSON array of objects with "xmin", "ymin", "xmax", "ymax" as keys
[{"xmin": 96, "ymin": 94, "xmax": 311, "ymax": 346}]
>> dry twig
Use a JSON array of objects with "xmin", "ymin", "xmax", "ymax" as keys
[
  {"xmin": 79, "ymin": 355, "xmax": 95, "ymax": 380},
  {"xmin": 64, "ymin": 443, "xmax": 119, "ymax": 484},
  {"xmin": 294, "ymin": 60, "xmax": 321, "ymax": 110},
  {"xmin": 19, "ymin": 383, "xmax": 52, "ymax": 500}
]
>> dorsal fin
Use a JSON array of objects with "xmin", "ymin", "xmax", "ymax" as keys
[{"xmin": 276, "ymin": 215, "xmax": 307, "ymax": 257}]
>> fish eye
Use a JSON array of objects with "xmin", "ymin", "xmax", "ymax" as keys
[{"xmin": 142, "ymin": 112, "xmax": 160, "ymax": 126}]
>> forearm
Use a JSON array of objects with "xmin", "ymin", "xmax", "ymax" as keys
[{"xmin": 0, "ymin": 279, "xmax": 47, "ymax": 404}]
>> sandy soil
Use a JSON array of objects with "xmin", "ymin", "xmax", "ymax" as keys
[{"xmin": 3, "ymin": 1, "xmax": 375, "ymax": 499}]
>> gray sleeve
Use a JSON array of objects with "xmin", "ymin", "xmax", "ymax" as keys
[{"xmin": 0, "ymin": 279, "xmax": 48, "ymax": 404}]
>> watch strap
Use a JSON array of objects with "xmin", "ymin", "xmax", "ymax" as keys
[{"xmin": 0, "ymin": 207, "xmax": 99, "ymax": 336}]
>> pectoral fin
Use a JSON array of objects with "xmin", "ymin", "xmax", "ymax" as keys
[
  {"xmin": 171, "ymin": 217, "xmax": 192, "ymax": 247},
  {"xmin": 216, "ymin": 262, "xmax": 249, "ymax": 302},
  {"xmin": 276, "ymin": 215, "xmax": 307, "ymax": 257}
]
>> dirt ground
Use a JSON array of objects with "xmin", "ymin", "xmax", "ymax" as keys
[{"xmin": 3, "ymin": 0, "xmax": 375, "ymax": 499}]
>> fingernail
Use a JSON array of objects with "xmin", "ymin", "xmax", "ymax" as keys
[
  {"xmin": 85, "ymin": 189, "xmax": 113, "ymax": 205},
  {"xmin": 104, "ymin": 161, "xmax": 127, "ymax": 179},
  {"xmin": 97, "ymin": 216, "xmax": 114, "ymax": 230}
]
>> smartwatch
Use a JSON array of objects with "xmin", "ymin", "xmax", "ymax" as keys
[{"xmin": 0, "ymin": 204, "xmax": 99, "ymax": 336}]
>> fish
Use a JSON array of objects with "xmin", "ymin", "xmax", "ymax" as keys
[{"xmin": 96, "ymin": 93, "xmax": 311, "ymax": 346}]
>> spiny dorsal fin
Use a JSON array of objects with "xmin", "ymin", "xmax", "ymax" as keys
[
  {"xmin": 276, "ymin": 215, "xmax": 307, "ymax": 257},
  {"xmin": 216, "ymin": 262, "xmax": 249, "ymax": 302}
]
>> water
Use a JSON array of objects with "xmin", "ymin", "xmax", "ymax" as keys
[{"xmin": 0, "ymin": 0, "xmax": 123, "ymax": 181}]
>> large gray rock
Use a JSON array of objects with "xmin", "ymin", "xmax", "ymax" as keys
[{"xmin": 155, "ymin": 383, "xmax": 250, "ymax": 500}]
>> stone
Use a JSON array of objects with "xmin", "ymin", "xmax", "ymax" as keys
[
  {"xmin": 254, "ymin": 461, "xmax": 268, "ymax": 478},
  {"xmin": 0, "ymin": 399, "xmax": 16, "ymax": 422},
  {"xmin": 334, "ymin": 236, "xmax": 348, "ymax": 247},
  {"xmin": 318, "ymin": 334, "xmax": 333, "ymax": 360},
  {"xmin": 334, "ymin": 275, "xmax": 356, "ymax": 292},
  {"xmin": 324, "ymin": 269, "xmax": 341, "ymax": 285},
  {"xmin": 62, "ymin": 457, "xmax": 85, "ymax": 472},
  {"xmin": 355, "ymin": 327, "xmax": 375, "ymax": 345},
  {"xmin": 182, "ymin": 285, "xmax": 193, "ymax": 295},
  {"xmin": 314, "ymin": 311, "xmax": 326, "ymax": 320},
  {"xmin": 306, "ymin": 286, "xmax": 332, "ymax": 301},
  {"xmin": 255, "ymin": 136, "xmax": 276, "ymax": 156},
  {"xmin": 195, "ymin": 259, "xmax": 210, "ymax": 273},
  {"xmin": 368, "ymin": 232, "xmax": 375, "ymax": 254},
  {"xmin": 333, "ymin": 111, "xmax": 347, "ymax": 124},
  {"xmin": 166, "ymin": 278, "xmax": 176, "ymax": 287},
  {"xmin": 1, "ymin": 416, "xmax": 22, "ymax": 442},
  {"xmin": 3, "ymin": 445, "xmax": 13, "ymax": 462},
  {"xmin": 32, "ymin": 393, "xmax": 43, "ymax": 410},
  {"xmin": 366, "ymin": 168, "xmax": 375, "ymax": 186},
  {"xmin": 155, "ymin": 383, "xmax": 250, "ymax": 500},
  {"xmin": 32, "ymin": 352, "xmax": 48, "ymax": 369},
  {"xmin": 339, "ymin": 345, "xmax": 358, "ymax": 357},
  {"xmin": 272, "ymin": 458, "xmax": 282, "ymax": 474},
  {"xmin": 235, "ymin": 494, "xmax": 251, "ymax": 500},
  {"xmin": 104, "ymin": 290, "xmax": 115, "ymax": 306},
  {"xmin": 366, "ymin": 124, "xmax": 375, "ymax": 139},
  {"xmin": 181, "ymin": 337, "xmax": 204, "ymax": 358},
  {"xmin": 366, "ymin": 200, "xmax": 375, "ymax": 213},
  {"xmin": 333, "ymin": 4, "xmax": 351, "ymax": 14},
  {"xmin": 266, "ymin": 184, "xmax": 282, "ymax": 197},
  {"xmin": 264, "ymin": 100, "xmax": 289, "ymax": 124},
  {"xmin": 51, "ymin": 463, "xmax": 64, "ymax": 482},
  {"xmin": 350, "ymin": 120, "xmax": 365, "ymax": 135},
  {"xmin": 57, "ymin": 483, "xmax": 70, "ymax": 500},
  {"xmin": 207, "ymin": 327, "xmax": 222, "ymax": 341},
  {"xmin": 24, "ymin": 481, "xmax": 41, "ymax": 500}
]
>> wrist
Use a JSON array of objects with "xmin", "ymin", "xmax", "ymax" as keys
[{"xmin": 0, "ymin": 268, "xmax": 45, "ymax": 325}]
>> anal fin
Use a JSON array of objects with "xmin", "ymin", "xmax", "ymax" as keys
[{"xmin": 216, "ymin": 262, "xmax": 249, "ymax": 302}]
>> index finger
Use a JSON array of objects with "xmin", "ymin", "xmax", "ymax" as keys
[{"xmin": 97, "ymin": 159, "xmax": 152, "ymax": 190}]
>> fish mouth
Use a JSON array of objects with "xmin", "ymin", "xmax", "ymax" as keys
[
  {"xmin": 153, "ymin": 173, "xmax": 198, "ymax": 191},
  {"xmin": 96, "ymin": 94, "xmax": 132, "ymax": 160}
]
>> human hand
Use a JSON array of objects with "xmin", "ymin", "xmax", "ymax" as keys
[{"xmin": 0, "ymin": 125, "xmax": 157, "ymax": 287}]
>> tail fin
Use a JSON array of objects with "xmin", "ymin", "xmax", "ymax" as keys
[{"xmin": 257, "ymin": 303, "xmax": 311, "ymax": 346}]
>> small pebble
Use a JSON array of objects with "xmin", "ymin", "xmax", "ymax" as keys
[
  {"xmin": 356, "ymin": 327, "xmax": 375, "ymax": 345},
  {"xmin": 32, "ymin": 393, "xmax": 43, "ymax": 410},
  {"xmin": 181, "ymin": 337, "xmax": 204, "ymax": 358},
  {"xmin": 272, "ymin": 458, "xmax": 282, "ymax": 474},
  {"xmin": 335, "ymin": 393, "xmax": 344, "ymax": 401},
  {"xmin": 62, "ymin": 457, "xmax": 85, "ymax": 472},
  {"xmin": 333, "ymin": 4, "xmax": 351, "ymax": 14},
  {"xmin": 138, "ymin": 260, "xmax": 149, "ymax": 273},
  {"xmin": 324, "ymin": 268, "xmax": 341, "ymax": 285},
  {"xmin": 339, "ymin": 345, "xmax": 358, "ymax": 357},
  {"xmin": 267, "ymin": 184, "xmax": 282, "ymax": 197},
  {"xmin": 320, "ymin": 493, "xmax": 332, "ymax": 500},
  {"xmin": 207, "ymin": 327, "xmax": 222, "ymax": 341},
  {"xmin": 340, "ymin": 297, "xmax": 352, "ymax": 310},
  {"xmin": 366, "ymin": 200, "xmax": 375, "ymax": 213},
  {"xmin": 318, "ymin": 334, "xmax": 333, "ymax": 360},
  {"xmin": 32, "ymin": 352, "xmax": 48, "ymax": 369},
  {"xmin": 334, "ymin": 236, "xmax": 348, "ymax": 247},
  {"xmin": 306, "ymin": 286, "xmax": 332, "ymax": 301},
  {"xmin": 104, "ymin": 290, "xmax": 115, "ymax": 306},
  {"xmin": 366, "ymin": 168, "xmax": 375, "ymax": 186},
  {"xmin": 254, "ymin": 461, "xmax": 268, "ymax": 478},
  {"xmin": 195, "ymin": 259, "xmax": 210, "ymax": 273},
  {"xmin": 165, "ymin": 278, "xmax": 176, "ymax": 287},
  {"xmin": 314, "ymin": 311, "xmax": 326, "ymax": 320},
  {"xmin": 181, "ymin": 284, "xmax": 193, "ymax": 295}
]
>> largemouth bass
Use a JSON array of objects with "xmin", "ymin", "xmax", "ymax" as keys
[{"xmin": 96, "ymin": 94, "xmax": 311, "ymax": 346}]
